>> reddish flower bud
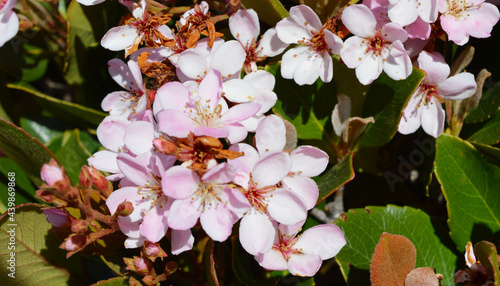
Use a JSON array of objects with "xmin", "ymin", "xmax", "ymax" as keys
[
  {"xmin": 153, "ymin": 137, "xmax": 178, "ymax": 155},
  {"xmin": 65, "ymin": 187, "xmax": 80, "ymax": 201},
  {"xmin": 79, "ymin": 166, "xmax": 93, "ymax": 188},
  {"xmin": 71, "ymin": 219, "xmax": 89, "ymax": 233},
  {"xmin": 36, "ymin": 190, "xmax": 55, "ymax": 203},
  {"xmin": 88, "ymin": 167, "xmax": 112, "ymax": 197},
  {"xmin": 64, "ymin": 235, "xmax": 86, "ymax": 252},
  {"xmin": 41, "ymin": 159, "xmax": 70, "ymax": 191},
  {"xmin": 116, "ymin": 201, "xmax": 134, "ymax": 217},
  {"xmin": 144, "ymin": 242, "xmax": 160, "ymax": 256}
]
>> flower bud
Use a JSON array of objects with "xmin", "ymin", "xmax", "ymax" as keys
[
  {"xmin": 43, "ymin": 208, "xmax": 69, "ymax": 227},
  {"xmin": 134, "ymin": 258, "xmax": 149, "ymax": 273},
  {"xmin": 116, "ymin": 201, "xmax": 134, "ymax": 217},
  {"xmin": 144, "ymin": 243, "xmax": 160, "ymax": 256},
  {"xmin": 65, "ymin": 187, "xmax": 80, "ymax": 201},
  {"xmin": 153, "ymin": 137, "xmax": 178, "ymax": 155},
  {"xmin": 71, "ymin": 219, "xmax": 89, "ymax": 233},
  {"xmin": 79, "ymin": 166, "xmax": 92, "ymax": 188},
  {"xmin": 64, "ymin": 235, "xmax": 86, "ymax": 252},
  {"xmin": 41, "ymin": 159, "xmax": 69, "ymax": 191},
  {"xmin": 88, "ymin": 167, "xmax": 112, "ymax": 197},
  {"xmin": 36, "ymin": 190, "xmax": 55, "ymax": 203}
]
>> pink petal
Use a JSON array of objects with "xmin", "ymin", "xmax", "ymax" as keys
[
  {"xmin": 200, "ymin": 205, "xmax": 236, "ymax": 241},
  {"xmin": 252, "ymin": 151, "xmax": 292, "ymax": 187},
  {"xmin": 157, "ymin": 109, "xmax": 195, "ymax": 138},
  {"xmin": 356, "ymin": 52, "xmax": 384, "ymax": 85},
  {"xmin": 162, "ymin": 166, "xmax": 200, "ymax": 199},
  {"xmin": 288, "ymin": 254, "xmax": 323, "ymax": 276},
  {"xmin": 418, "ymin": 0, "xmax": 439, "ymax": 23},
  {"xmin": 193, "ymin": 126, "xmax": 230, "ymax": 138},
  {"xmin": 440, "ymin": 14, "xmax": 467, "ymax": 45},
  {"xmin": 280, "ymin": 47, "xmax": 310, "ymax": 80},
  {"xmin": 199, "ymin": 69, "xmax": 223, "ymax": 109},
  {"xmin": 324, "ymin": 30, "xmax": 343, "ymax": 55},
  {"xmin": 171, "ymin": 229, "xmax": 194, "ymax": 255},
  {"xmin": 153, "ymin": 82, "xmax": 191, "ymax": 115},
  {"xmin": 224, "ymin": 123, "xmax": 249, "ymax": 144},
  {"xmin": 222, "ymin": 79, "xmax": 258, "ymax": 103},
  {"xmin": 437, "ymin": 72, "xmax": 477, "ymax": 100},
  {"xmin": 106, "ymin": 187, "xmax": 146, "ymax": 222},
  {"xmin": 108, "ymin": 59, "xmax": 138, "ymax": 92},
  {"xmin": 178, "ymin": 49, "xmax": 208, "ymax": 79},
  {"xmin": 267, "ymin": 189, "xmax": 307, "ymax": 225},
  {"xmin": 406, "ymin": 17, "xmax": 432, "ymax": 40},
  {"xmin": 420, "ymin": 97, "xmax": 445, "ymax": 138},
  {"xmin": 340, "ymin": 36, "xmax": 367, "ymax": 69},
  {"xmin": 384, "ymin": 41, "xmax": 412, "ymax": 81},
  {"xmin": 140, "ymin": 204, "xmax": 169, "ymax": 242},
  {"xmin": 398, "ymin": 94, "xmax": 423, "ymax": 135},
  {"xmin": 124, "ymin": 121, "xmax": 154, "ymax": 155},
  {"xmin": 289, "ymin": 5, "xmax": 323, "ymax": 32},
  {"xmin": 96, "ymin": 116, "xmax": 128, "ymax": 152},
  {"xmin": 101, "ymin": 91, "xmax": 131, "ymax": 115},
  {"xmin": 223, "ymin": 102, "xmax": 261, "ymax": 124},
  {"xmin": 293, "ymin": 52, "xmax": 322, "ymax": 85},
  {"xmin": 167, "ymin": 199, "xmax": 201, "ymax": 230},
  {"xmin": 257, "ymin": 28, "xmax": 288, "ymax": 57},
  {"xmin": 88, "ymin": 150, "xmax": 119, "ymax": 173},
  {"xmin": 381, "ymin": 23, "xmax": 408, "ymax": 43},
  {"xmin": 211, "ymin": 41, "xmax": 246, "ymax": 78},
  {"xmin": 0, "ymin": 10, "xmax": 18, "ymax": 47},
  {"xmin": 255, "ymin": 249, "xmax": 288, "ymax": 271},
  {"xmin": 229, "ymin": 8, "xmax": 260, "ymax": 47},
  {"xmin": 464, "ymin": 4, "xmax": 500, "ymax": 39},
  {"xmin": 293, "ymin": 224, "xmax": 346, "ymax": 259},
  {"xmin": 101, "ymin": 25, "xmax": 138, "ymax": 51},
  {"xmin": 228, "ymin": 143, "xmax": 259, "ymax": 174},
  {"xmin": 388, "ymin": 0, "xmax": 419, "ymax": 26},
  {"xmin": 290, "ymin": 146, "xmax": 329, "ymax": 177},
  {"xmin": 201, "ymin": 163, "xmax": 235, "ymax": 184},
  {"xmin": 275, "ymin": 17, "xmax": 312, "ymax": 44},
  {"xmin": 116, "ymin": 152, "xmax": 149, "ymax": 186},
  {"xmin": 255, "ymin": 115, "xmax": 287, "ymax": 153},
  {"xmin": 342, "ymin": 5, "xmax": 376, "ymax": 38},
  {"xmin": 239, "ymin": 210, "xmax": 275, "ymax": 255},
  {"xmin": 417, "ymin": 51, "xmax": 450, "ymax": 85}
]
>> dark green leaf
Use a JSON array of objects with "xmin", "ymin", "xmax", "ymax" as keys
[
  {"xmin": 0, "ymin": 158, "xmax": 38, "ymax": 212},
  {"xmin": 0, "ymin": 40, "xmax": 49, "ymax": 82},
  {"xmin": 360, "ymin": 68, "xmax": 426, "ymax": 147},
  {"xmin": 435, "ymin": 134, "xmax": 500, "ymax": 249},
  {"xmin": 470, "ymin": 142, "xmax": 500, "ymax": 165},
  {"xmin": 464, "ymin": 81, "xmax": 500, "ymax": 124},
  {"xmin": 20, "ymin": 117, "xmax": 65, "ymax": 145},
  {"xmin": 91, "ymin": 277, "xmax": 129, "ymax": 286},
  {"xmin": 0, "ymin": 204, "xmax": 87, "ymax": 285},
  {"xmin": 7, "ymin": 82, "xmax": 106, "ymax": 127},
  {"xmin": 54, "ymin": 129, "xmax": 94, "ymax": 184},
  {"xmin": 317, "ymin": 153, "xmax": 355, "ymax": 204},
  {"xmin": 240, "ymin": 0, "xmax": 289, "ymax": 26},
  {"xmin": 334, "ymin": 205, "xmax": 458, "ymax": 285},
  {"xmin": 468, "ymin": 109, "xmax": 500, "ymax": 145},
  {"xmin": 0, "ymin": 119, "xmax": 60, "ymax": 186}
]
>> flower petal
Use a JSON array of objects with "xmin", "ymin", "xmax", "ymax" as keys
[
  {"xmin": 437, "ymin": 72, "xmax": 477, "ymax": 100},
  {"xmin": 239, "ymin": 210, "xmax": 275, "ymax": 255},
  {"xmin": 101, "ymin": 25, "xmax": 138, "ymax": 51},
  {"xmin": 229, "ymin": 8, "xmax": 260, "ymax": 47},
  {"xmin": 255, "ymin": 115, "xmax": 287, "ymax": 153},
  {"xmin": 252, "ymin": 151, "xmax": 291, "ymax": 187},
  {"xmin": 342, "ymin": 5, "xmax": 376, "ymax": 38},
  {"xmin": 200, "ymin": 205, "xmax": 236, "ymax": 241},
  {"xmin": 162, "ymin": 166, "xmax": 200, "ymax": 199},
  {"xmin": 267, "ymin": 189, "xmax": 307, "ymax": 225},
  {"xmin": 293, "ymin": 224, "xmax": 346, "ymax": 259}
]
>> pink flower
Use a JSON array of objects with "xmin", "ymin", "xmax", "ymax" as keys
[
  {"xmin": 398, "ymin": 51, "xmax": 477, "ymax": 137},
  {"xmin": 387, "ymin": 0, "xmax": 438, "ymax": 27},
  {"xmin": 101, "ymin": 58, "xmax": 147, "ymax": 119},
  {"xmin": 0, "ymin": 0, "xmax": 19, "ymax": 47},
  {"xmin": 439, "ymin": 0, "xmax": 500, "ymax": 45},
  {"xmin": 41, "ymin": 162, "xmax": 65, "ymax": 187},
  {"xmin": 229, "ymin": 8, "xmax": 288, "ymax": 73},
  {"xmin": 341, "ymin": 4, "xmax": 412, "ymax": 85},
  {"xmin": 276, "ymin": 5, "xmax": 343, "ymax": 85},
  {"xmin": 155, "ymin": 70, "xmax": 261, "ymax": 143},
  {"xmin": 255, "ymin": 222, "xmax": 346, "ymax": 276},
  {"xmin": 162, "ymin": 163, "xmax": 248, "ymax": 242},
  {"xmin": 43, "ymin": 209, "xmax": 69, "ymax": 227}
]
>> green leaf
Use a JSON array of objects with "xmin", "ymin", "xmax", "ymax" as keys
[
  {"xmin": 334, "ymin": 205, "xmax": 458, "ymax": 285},
  {"xmin": 317, "ymin": 153, "xmax": 355, "ymax": 204},
  {"xmin": 7, "ymin": 82, "xmax": 106, "ymax": 127},
  {"xmin": 0, "ymin": 119, "xmax": 60, "ymax": 186},
  {"xmin": 0, "ymin": 158, "xmax": 38, "ymax": 212},
  {"xmin": 20, "ymin": 117, "xmax": 66, "ymax": 145},
  {"xmin": 470, "ymin": 142, "xmax": 500, "ymax": 165},
  {"xmin": 267, "ymin": 63, "xmax": 337, "ymax": 142},
  {"xmin": 53, "ymin": 129, "xmax": 95, "ymax": 184},
  {"xmin": 0, "ymin": 204, "xmax": 87, "ymax": 285},
  {"xmin": 360, "ymin": 68, "xmax": 426, "ymax": 147},
  {"xmin": 91, "ymin": 277, "xmax": 129, "ymax": 286},
  {"xmin": 0, "ymin": 40, "xmax": 49, "ymax": 82},
  {"xmin": 468, "ymin": 110, "xmax": 500, "ymax": 145},
  {"xmin": 203, "ymin": 239, "xmax": 219, "ymax": 286},
  {"xmin": 474, "ymin": 241, "xmax": 500, "ymax": 284},
  {"xmin": 464, "ymin": 81, "xmax": 500, "ymax": 124},
  {"xmin": 434, "ymin": 134, "xmax": 500, "ymax": 249},
  {"xmin": 240, "ymin": 0, "xmax": 289, "ymax": 26}
]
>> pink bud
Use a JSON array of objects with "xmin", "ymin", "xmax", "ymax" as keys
[
  {"xmin": 79, "ymin": 166, "xmax": 92, "ymax": 188},
  {"xmin": 64, "ymin": 235, "xmax": 86, "ymax": 252},
  {"xmin": 41, "ymin": 163, "xmax": 64, "ymax": 187},
  {"xmin": 144, "ymin": 243, "xmax": 160, "ymax": 256},
  {"xmin": 71, "ymin": 219, "xmax": 89, "ymax": 233},
  {"xmin": 43, "ymin": 208, "xmax": 69, "ymax": 227},
  {"xmin": 134, "ymin": 258, "xmax": 149, "ymax": 273}
]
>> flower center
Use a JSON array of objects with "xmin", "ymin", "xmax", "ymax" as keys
[
  {"xmin": 417, "ymin": 83, "xmax": 444, "ymax": 107},
  {"xmin": 194, "ymin": 183, "xmax": 224, "ymax": 210},
  {"xmin": 365, "ymin": 30, "xmax": 389, "ymax": 56},
  {"xmin": 446, "ymin": 0, "xmax": 471, "ymax": 19},
  {"xmin": 300, "ymin": 29, "xmax": 330, "ymax": 54},
  {"xmin": 244, "ymin": 177, "xmax": 277, "ymax": 213},
  {"xmin": 187, "ymin": 100, "xmax": 223, "ymax": 128},
  {"xmin": 137, "ymin": 175, "xmax": 167, "ymax": 212},
  {"xmin": 274, "ymin": 231, "xmax": 300, "ymax": 261}
]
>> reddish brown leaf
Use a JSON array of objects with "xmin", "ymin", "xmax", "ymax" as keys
[
  {"xmin": 405, "ymin": 267, "xmax": 440, "ymax": 286},
  {"xmin": 370, "ymin": 232, "xmax": 417, "ymax": 286}
]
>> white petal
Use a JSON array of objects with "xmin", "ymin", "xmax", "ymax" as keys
[
  {"xmin": 229, "ymin": 8, "xmax": 260, "ymax": 47},
  {"xmin": 342, "ymin": 5, "xmax": 376, "ymax": 38},
  {"xmin": 255, "ymin": 115, "xmax": 287, "ymax": 153},
  {"xmin": 280, "ymin": 47, "xmax": 310, "ymax": 79},
  {"xmin": 437, "ymin": 73, "xmax": 477, "ymax": 100},
  {"xmin": 257, "ymin": 28, "xmax": 288, "ymax": 57},
  {"xmin": 267, "ymin": 189, "xmax": 307, "ymax": 225},
  {"xmin": 340, "ymin": 36, "xmax": 367, "ymax": 69},
  {"xmin": 211, "ymin": 41, "xmax": 246, "ymax": 78},
  {"xmin": 275, "ymin": 17, "xmax": 311, "ymax": 44},
  {"xmin": 398, "ymin": 94, "xmax": 424, "ymax": 135},
  {"xmin": 123, "ymin": 121, "xmax": 154, "ymax": 155},
  {"xmin": 420, "ymin": 97, "xmax": 445, "ymax": 138},
  {"xmin": 178, "ymin": 49, "xmax": 208, "ymax": 80},
  {"xmin": 294, "ymin": 224, "xmax": 346, "ymax": 259},
  {"xmin": 223, "ymin": 79, "xmax": 258, "ymax": 103},
  {"xmin": 200, "ymin": 206, "xmax": 236, "ymax": 241},
  {"xmin": 289, "ymin": 5, "xmax": 323, "ymax": 32},
  {"xmin": 239, "ymin": 211, "xmax": 275, "ymax": 255},
  {"xmin": 252, "ymin": 151, "xmax": 291, "ymax": 187},
  {"xmin": 356, "ymin": 53, "xmax": 383, "ymax": 85},
  {"xmin": 88, "ymin": 150, "xmax": 119, "ymax": 173},
  {"xmin": 171, "ymin": 229, "xmax": 194, "ymax": 255},
  {"xmin": 101, "ymin": 25, "xmax": 138, "ymax": 51}
]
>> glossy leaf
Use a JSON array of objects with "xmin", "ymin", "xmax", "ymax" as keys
[
  {"xmin": 20, "ymin": 117, "xmax": 66, "ymax": 145},
  {"xmin": 316, "ymin": 152, "xmax": 355, "ymax": 204},
  {"xmin": 435, "ymin": 134, "xmax": 500, "ymax": 249},
  {"xmin": 474, "ymin": 241, "xmax": 500, "ymax": 284},
  {"xmin": 0, "ymin": 40, "xmax": 49, "ymax": 82},
  {"xmin": 464, "ymin": 81, "xmax": 500, "ymax": 124},
  {"xmin": 267, "ymin": 63, "xmax": 338, "ymax": 141},
  {"xmin": 470, "ymin": 142, "xmax": 500, "ymax": 165},
  {"xmin": 0, "ymin": 158, "xmax": 38, "ymax": 212},
  {"xmin": 0, "ymin": 204, "xmax": 87, "ymax": 285},
  {"xmin": 241, "ymin": 0, "xmax": 289, "ymax": 26},
  {"xmin": 360, "ymin": 68, "xmax": 426, "ymax": 147},
  {"xmin": 334, "ymin": 205, "xmax": 458, "ymax": 285},
  {"xmin": 0, "ymin": 119, "xmax": 60, "ymax": 186},
  {"xmin": 468, "ymin": 109, "xmax": 500, "ymax": 145},
  {"xmin": 6, "ymin": 82, "xmax": 106, "ymax": 127}
]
